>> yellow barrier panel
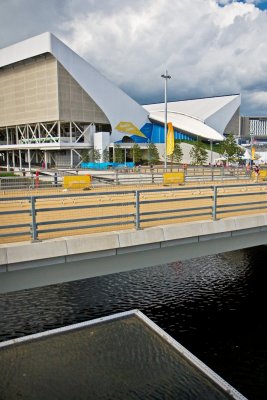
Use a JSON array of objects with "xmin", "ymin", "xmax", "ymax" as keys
[
  {"xmin": 252, "ymin": 170, "xmax": 267, "ymax": 181},
  {"xmin": 63, "ymin": 175, "xmax": 91, "ymax": 189},
  {"xmin": 163, "ymin": 172, "xmax": 185, "ymax": 185}
]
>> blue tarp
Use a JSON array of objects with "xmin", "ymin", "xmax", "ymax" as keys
[{"xmin": 81, "ymin": 162, "xmax": 135, "ymax": 170}]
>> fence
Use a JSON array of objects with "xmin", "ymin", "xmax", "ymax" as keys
[
  {"xmin": 1, "ymin": 183, "xmax": 267, "ymax": 244},
  {"xmin": 0, "ymin": 166, "xmax": 255, "ymax": 193}
]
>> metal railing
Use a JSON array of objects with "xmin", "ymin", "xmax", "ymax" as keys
[
  {"xmin": 0, "ymin": 166, "xmax": 254, "ymax": 193},
  {"xmin": 1, "ymin": 183, "xmax": 267, "ymax": 243}
]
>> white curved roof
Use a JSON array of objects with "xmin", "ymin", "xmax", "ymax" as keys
[
  {"xmin": 144, "ymin": 94, "xmax": 241, "ymax": 142},
  {"xmin": 0, "ymin": 32, "xmax": 149, "ymax": 142},
  {"xmin": 149, "ymin": 111, "xmax": 223, "ymax": 141}
]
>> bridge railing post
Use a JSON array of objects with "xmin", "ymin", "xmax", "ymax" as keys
[
  {"xmin": 30, "ymin": 196, "xmax": 38, "ymax": 241},
  {"xmin": 135, "ymin": 190, "xmax": 140, "ymax": 230},
  {"xmin": 212, "ymin": 186, "xmax": 217, "ymax": 221}
]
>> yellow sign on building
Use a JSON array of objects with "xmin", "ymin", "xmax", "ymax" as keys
[{"xmin": 115, "ymin": 121, "xmax": 147, "ymax": 138}]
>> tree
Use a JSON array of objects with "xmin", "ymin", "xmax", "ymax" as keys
[
  {"xmin": 91, "ymin": 148, "xmax": 101, "ymax": 163},
  {"xmin": 219, "ymin": 133, "xmax": 245, "ymax": 164},
  {"xmin": 130, "ymin": 143, "xmax": 142, "ymax": 164},
  {"xmin": 168, "ymin": 142, "xmax": 183, "ymax": 164},
  {"xmin": 114, "ymin": 144, "xmax": 124, "ymax": 163},
  {"xmin": 148, "ymin": 142, "xmax": 160, "ymax": 165},
  {"xmin": 102, "ymin": 147, "xmax": 110, "ymax": 162},
  {"xmin": 189, "ymin": 140, "xmax": 208, "ymax": 165},
  {"xmin": 81, "ymin": 149, "xmax": 90, "ymax": 163}
]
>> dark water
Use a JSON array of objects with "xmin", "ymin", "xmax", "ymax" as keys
[
  {"xmin": 0, "ymin": 316, "xmax": 236, "ymax": 400},
  {"xmin": 0, "ymin": 245, "xmax": 266, "ymax": 400}
]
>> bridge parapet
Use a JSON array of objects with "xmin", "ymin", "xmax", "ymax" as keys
[{"xmin": 1, "ymin": 213, "xmax": 267, "ymax": 293}]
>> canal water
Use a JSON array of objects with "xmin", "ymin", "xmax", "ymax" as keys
[{"xmin": 0, "ymin": 245, "xmax": 266, "ymax": 400}]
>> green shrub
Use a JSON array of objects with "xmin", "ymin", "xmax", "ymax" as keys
[{"xmin": 0, "ymin": 172, "xmax": 16, "ymax": 177}]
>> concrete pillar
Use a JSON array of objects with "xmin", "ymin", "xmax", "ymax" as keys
[
  {"xmin": 210, "ymin": 140, "xmax": 213, "ymax": 165},
  {"xmin": 6, "ymin": 152, "xmax": 10, "ymax": 171},
  {"xmin": 28, "ymin": 149, "xmax": 31, "ymax": 171},
  {"xmin": 58, "ymin": 121, "xmax": 61, "ymax": 142},
  {"xmin": 44, "ymin": 151, "xmax": 48, "ymax": 169},
  {"xmin": 19, "ymin": 150, "xmax": 22, "ymax": 170},
  {"xmin": 70, "ymin": 149, "xmax": 73, "ymax": 168},
  {"xmin": 70, "ymin": 122, "xmax": 72, "ymax": 144},
  {"xmin": 12, "ymin": 151, "xmax": 15, "ymax": 168}
]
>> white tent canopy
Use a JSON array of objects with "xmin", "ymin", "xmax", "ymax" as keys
[
  {"xmin": 241, "ymin": 149, "xmax": 252, "ymax": 160},
  {"xmin": 214, "ymin": 156, "xmax": 227, "ymax": 162}
]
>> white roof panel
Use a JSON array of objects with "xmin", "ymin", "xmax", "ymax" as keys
[
  {"xmin": 144, "ymin": 95, "xmax": 240, "ymax": 122},
  {"xmin": 144, "ymin": 94, "xmax": 240, "ymax": 141},
  {"xmin": 149, "ymin": 111, "xmax": 224, "ymax": 141}
]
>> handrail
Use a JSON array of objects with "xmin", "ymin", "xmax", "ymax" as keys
[{"xmin": 0, "ymin": 183, "xmax": 267, "ymax": 243}]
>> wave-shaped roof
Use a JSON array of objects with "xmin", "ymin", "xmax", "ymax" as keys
[{"xmin": 144, "ymin": 94, "xmax": 240, "ymax": 141}]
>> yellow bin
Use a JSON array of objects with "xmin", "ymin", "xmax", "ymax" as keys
[
  {"xmin": 163, "ymin": 172, "xmax": 185, "ymax": 185},
  {"xmin": 63, "ymin": 175, "xmax": 91, "ymax": 189}
]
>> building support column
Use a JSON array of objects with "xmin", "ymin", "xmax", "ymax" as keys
[
  {"xmin": 44, "ymin": 151, "xmax": 48, "ymax": 169},
  {"xmin": 58, "ymin": 121, "xmax": 61, "ymax": 143},
  {"xmin": 210, "ymin": 140, "xmax": 213, "ymax": 165},
  {"xmin": 70, "ymin": 149, "xmax": 73, "ymax": 168},
  {"xmin": 70, "ymin": 122, "xmax": 72, "ymax": 144},
  {"xmin": 16, "ymin": 127, "xmax": 19, "ymax": 145},
  {"xmin": 19, "ymin": 150, "xmax": 22, "ymax": 170},
  {"xmin": 28, "ymin": 149, "xmax": 31, "ymax": 171},
  {"xmin": 12, "ymin": 151, "xmax": 15, "ymax": 169},
  {"xmin": 6, "ymin": 152, "xmax": 10, "ymax": 171}
]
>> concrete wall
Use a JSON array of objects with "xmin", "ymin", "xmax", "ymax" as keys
[
  {"xmin": 94, "ymin": 131, "xmax": 111, "ymax": 161},
  {"xmin": 156, "ymin": 142, "xmax": 220, "ymax": 164},
  {"xmin": 0, "ymin": 54, "xmax": 59, "ymax": 127}
]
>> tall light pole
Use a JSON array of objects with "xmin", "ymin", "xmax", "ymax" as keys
[
  {"xmin": 250, "ymin": 133, "xmax": 254, "ymax": 167},
  {"xmin": 161, "ymin": 70, "xmax": 171, "ymax": 170}
]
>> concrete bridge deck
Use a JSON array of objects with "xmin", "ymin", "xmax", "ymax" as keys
[{"xmin": 1, "ymin": 211, "xmax": 267, "ymax": 293}]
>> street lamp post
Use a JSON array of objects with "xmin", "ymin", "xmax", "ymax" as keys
[
  {"xmin": 161, "ymin": 70, "xmax": 171, "ymax": 170},
  {"xmin": 250, "ymin": 134, "xmax": 254, "ymax": 167}
]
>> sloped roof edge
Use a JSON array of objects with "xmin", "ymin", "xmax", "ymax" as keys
[{"xmin": 0, "ymin": 33, "xmax": 149, "ymax": 140}]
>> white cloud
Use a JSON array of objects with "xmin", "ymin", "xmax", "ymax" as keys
[
  {"xmin": 57, "ymin": 0, "xmax": 267, "ymax": 115},
  {"xmin": 1, "ymin": 0, "xmax": 267, "ymax": 115}
]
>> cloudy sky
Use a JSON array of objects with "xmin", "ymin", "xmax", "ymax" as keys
[{"xmin": 1, "ymin": 0, "xmax": 267, "ymax": 116}]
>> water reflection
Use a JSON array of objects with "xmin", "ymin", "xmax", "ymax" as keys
[{"xmin": 0, "ymin": 246, "xmax": 266, "ymax": 399}]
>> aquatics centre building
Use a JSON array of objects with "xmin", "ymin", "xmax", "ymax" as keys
[{"xmin": 0, "ymin": 32, "xmax": 241, "ymax": 169}]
